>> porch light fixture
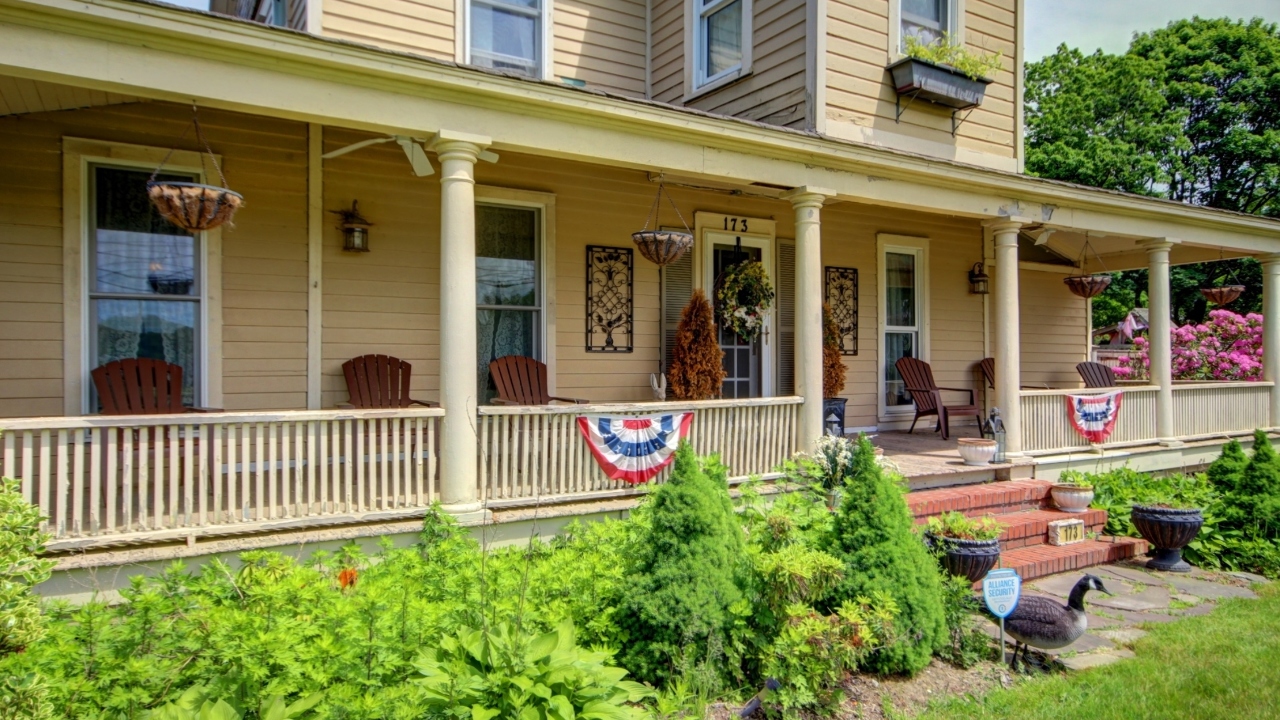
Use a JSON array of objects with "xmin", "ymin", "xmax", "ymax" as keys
[
  {"xmin": 333, "ymin": 200, "xmax": 372, "ymax": 252},
  {"xmin": 968, "ymin": 261, "xmax": 990, "ymax": 295}
]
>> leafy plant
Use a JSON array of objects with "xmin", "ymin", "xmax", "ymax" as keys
[
  {"xmin": 925, "ymin": 512, "xmax": 1004, "ymax": 542},
  {"xmin": 934, "ymin": 576, "xmax": 991, "ymax": 670},
  {"xmin": 1054, "ymin": 471, "xmax": 1094, "ymax": 489},
  {"xmin": 0, "ymin": 477, "xmax": 54, "ymax": 657},
  {"xmin": 414, "ymin": 620, "xmax": 652, "ymax": 720},
  {"xmin": 717, "ymin": 261, "xmax": 775, "ymax": 343},
  {"xmin": 903, "ymin": 33, "xmax": 1003, "ymax": 80},
  {"xmin": 143, "ymin": 687, "xmax": 324, "ymax": 720}
]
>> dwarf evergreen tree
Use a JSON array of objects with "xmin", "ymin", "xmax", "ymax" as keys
[
  {"xmin": 669, "ymin": 290, "xmax": 725, "ymax": 400},
  {"xmin": 1206, "ymin": 439, "xmax": 1248, "ymax": 494},
  {"xmin": 1225, "ymin": 431, "xmax": 1280, "ymax": 540},
  {"xmin": 616, "ymin": 443, "xmax": 747, "ymax": 685},
  {"xmin": 822, "ymin": 302, "xmax": 846, "ymax": 398},
  {"xmin": 828, "ymin": 435, "xmax": 945, "ymax": 675}
]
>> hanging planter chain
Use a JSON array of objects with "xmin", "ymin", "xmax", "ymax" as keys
[
  {"xmin": 147, "ymin": 105, "xmax": 244, "ymax": 232},
  {"xmin": 1063, "ymin": 233, "xmax": 1113, "ymax": 300},
  {"xmin": 1199, "ymin": 250, "xmax": 1245, "ymax": 306},
  {"xmin": 632, "ymin": 181, "xmax": 694, "ymax": 268}
]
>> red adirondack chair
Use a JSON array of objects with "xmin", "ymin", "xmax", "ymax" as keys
[
  {"xmin": 1077, "ymin": 361, "xmax": 1117, "ymax": 388},
  {"xmin": 895, "ymin": 357, "xmax": 981, "ymax": 440},
  {"xmin": 980, "ymin": 357, "xmax": 995, "ymax": 389},
  {"xmin": 341, "ymin": 354, "xmax": 438, "ymax": 408},
  {"xmin": 489, "ymin": 356, "xmax": 589, "ymax": 405},
  {"xmin": 91, "ymin": 358, "xmax": 207, "ymax": 415}
]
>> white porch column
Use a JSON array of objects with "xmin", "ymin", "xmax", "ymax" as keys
[
  {"xmin": 1144, "ymin": 239, "xmax": 1179, "ymax": 445},
  {"xmin": 783, "ymin": 186, "xmax": 835, "ymax": 449},
  {"xmin": 430, "ymin": 130, "xmax": 491, "ymax": 513},
  {"xmin": 986, "ymin": 218, "xmax": 1027, "ymax": 454},
  {"xmin": 1262, "ymin": 254, "xmax": 1280, "ymax": 428}
]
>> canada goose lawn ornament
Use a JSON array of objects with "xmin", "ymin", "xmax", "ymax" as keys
[{"xmin": 1004, "ymin": 574, "xmax": 1111, "ymax": 668}]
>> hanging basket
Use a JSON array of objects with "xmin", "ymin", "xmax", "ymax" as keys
[
  {"xmin": 1063, "ymin": 274, "xmax": 1112, "ymax": 299},
  {"xmin": 1200, "ymin": 285, "xmax": 1245, "ymax": 306},
  {"xmin": 147, "ymin": 182, "xmax": 243, "ymax": 232},
  {"xmin": 632, "ymin": 230, "xmax": 693, "ymax": 267}
]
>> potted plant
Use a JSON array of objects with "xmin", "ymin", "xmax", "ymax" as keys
[
  {"xmin": 925, "ymin": 511, "xmax": 1005, "ymax": 582},
  {"xmin": 1131, "ymin": 501, "xmax": 1204, "ymax": 573},
  {"xmin": 822, "ymin": 303, "xmax": 847, "ymax": 435},
  {"xmin": 1050, "ymin": 471, "xmax": 1096, "ymax": 514},
  {"xmin": 886, "ymin": 34, "xmax": 1001, "ymax": 111},
  {"xmin": 668, "ymin": 289, "xmax": 726, "ymax": 400},
  {"xmin": 956, "ymin": 438, "xmax": 997, "ymax": 466}
]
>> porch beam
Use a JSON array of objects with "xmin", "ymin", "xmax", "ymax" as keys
[
  {"xmin": 986, "ymin": 217, "xmax": 1031, "ymax": 455},
  {"xmin": 1263, "ymin": 254, "xmax": 1280, "ymax": 429},
  {"xmin": 1144, "ymin": 239, "xmax": 1180, "ymax": 445},
  {"xmin": 430, "ymin": 130, "xmax": 490, "ymax": 515},
  {"xmin": 783, "ymin": 186, "xmax": 835, "ymax": 450}
]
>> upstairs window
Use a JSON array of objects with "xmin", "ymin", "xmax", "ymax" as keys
[
  {"xmin": 901, "ymin": 0, "xmax": 950, "ymax": 47},
  {"xmin": 693, "ymin": 0, "xmax": 751, "ymax": 92},
  {"xmin": 469, "ymin": 0, "xmax": 544, "ymax": 78}
]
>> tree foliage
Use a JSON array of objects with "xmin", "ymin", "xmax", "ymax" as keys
[{"xmin": 668, "ymin": 290, "xmax": 725, "ymax": 401}]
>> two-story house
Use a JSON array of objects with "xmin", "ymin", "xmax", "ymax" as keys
[{"xmin": 2, "ymin": 0, "xmax": 1279, "ymax": 592}]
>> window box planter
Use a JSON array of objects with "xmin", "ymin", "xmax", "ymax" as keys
[
  {"xmin": 1131, "ymin": 505, "xmax": 1204, "ymax": 573},
  {"xmin": 886, "ymin": 57, "xmax": 992, "ymax": 112}
]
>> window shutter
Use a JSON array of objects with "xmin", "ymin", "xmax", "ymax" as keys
[
  {"xmin": 661, "ymin": 250, "xmax": 695, "ymax": 374},
  {"xmin": 776, "ymin": 239, "xmax": 795, "ymax": 395}
]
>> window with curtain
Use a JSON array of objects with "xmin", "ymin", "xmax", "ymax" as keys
[
  {"xmin": 89, "ymin": 165, "xmax": 201, "ymax": 408},
  {"xmin": 696, "ymin": 0, "xmax": 745, "ymax": 88},
  {"xmin": 883, "ymin": 250, "xmax": 919, "ymax": 409},
  {"xmin": 476, "ymin": 203, "xmax": 541, "ymax": 403},
  {"xmin": 470, "ymin": 0, "xmax": 542, "ymax": 77},
  {"xmin": 901, "ymin": 0, "xmax": 949, "ymax": 47}
]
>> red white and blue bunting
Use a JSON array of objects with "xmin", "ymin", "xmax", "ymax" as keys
[
  {"xmin": 576, "ymin": 412, "xmax": 694, "ymax": 484},
  {"xmin": 1065, "ymin": 391, "xmax": 1123, "ymax": 444}
]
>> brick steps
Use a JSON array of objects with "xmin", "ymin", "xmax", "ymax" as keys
[{"xmin": 909, "ymin": 480, "xmax": 1146, "ymax": 583}]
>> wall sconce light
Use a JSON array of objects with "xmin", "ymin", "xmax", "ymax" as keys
[
  {"xmin": 333, "ymin": 200, "xmax": 372, "ymax": 252},
  {"xmin": 968, "ymin": 261, "xmax": 990, "ymax": 295}
]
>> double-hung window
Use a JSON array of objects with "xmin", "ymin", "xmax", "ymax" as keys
[
  {"xmin": 901, "ymin": 0, "xmax": 950, "ymax": 47},
  {"xmin": 693, "ymin": 0, "xmax": 750, "ymax": 91},
  {"xmin": 476, "ymin": 203, "xmax": 542, "ymax": 403},
  {"xmin": 469, "ymin": 0, "xmax": 545, "ymax": 78}
]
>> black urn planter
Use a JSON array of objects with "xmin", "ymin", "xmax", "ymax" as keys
[
  {"xmin": 1131, "ymin": 505, "xmax": 1204, "ymax": 573},
  {"xmin": 823, "ymin": 397, "xmax": 848, "ymax": 436},
  {"xmin": 928, "ymin": 535, "xmax": 1002, "ymax": 583}
]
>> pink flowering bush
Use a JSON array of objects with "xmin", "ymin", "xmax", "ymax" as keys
[{"xmin": 1116, "ymin": 309, "xmax": 1264, "ymax": 382}]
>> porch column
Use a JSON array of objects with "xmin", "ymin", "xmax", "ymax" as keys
[
  {"xmin": 1262, "ymin": 254, "xmax": 1280, "ymax": 428},
  {"xmin": 783, "ymin": 186, "xmax": 835, "ymax": 449},
  {"xmin": 987, "ymin": 218, "xmax": 1027, "ymax": 455},
  {"xmin": 431, "ymin": 130, "xmax": 491, "ymax": 513},
  {"xmin": 1144, "ymin": 239, "xmax": 1179, "ymax": 445}
]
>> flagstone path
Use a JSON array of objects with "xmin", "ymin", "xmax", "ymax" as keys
[{"xmin": 978, "ymin": 557, "xmax": 1268, "ymax": 670}]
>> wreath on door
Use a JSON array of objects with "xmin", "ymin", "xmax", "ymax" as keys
[{"xmin": 717, "ymin": 260, "xmax": 775, "ymax": 342}]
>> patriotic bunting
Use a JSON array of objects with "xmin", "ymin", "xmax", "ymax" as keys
[
  {"xmin": 576, "ymin": 412, "xmax": 694, "ymax": 484},
  {"xmin": 1065, "ymin": 390, "xmax": 1124, "ymax": 444}
]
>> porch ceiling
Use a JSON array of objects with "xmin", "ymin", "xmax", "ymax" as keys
[
  {"xmin": 1031, "ymin": 226, "xmax": 1259, "ymax": 272},
  {"xmin": 0, "ymin": 75, "xmax": 141, "ymax": 116}
]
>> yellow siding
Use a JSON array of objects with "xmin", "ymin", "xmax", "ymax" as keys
[
  {"xmin": 1020, "ymin": 269, "xmax": 1089, "ymax": 388},
  {"xmin": 650, "ymin": 0, "xmax": 685, "ymax": 104},
  {"xmin": 824, "ymin": 0, "xmax": 1018, "ymax": 165},
  {"xmin": 554, "ymin": 0, "xmax": 648, "ymax": 97},
  {"xmin": 321, "ymin": 0, "xmax": 455, "ymax": 61}
]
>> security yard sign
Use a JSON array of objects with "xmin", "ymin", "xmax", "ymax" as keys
[{"xmin": 983, "ymin": 568, "xmax": 1022, "ymax": 662}]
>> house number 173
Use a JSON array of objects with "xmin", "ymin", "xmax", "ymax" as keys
[{"xmin": 722, "ymin": 217, "xmax": 750, "ymax": 232}]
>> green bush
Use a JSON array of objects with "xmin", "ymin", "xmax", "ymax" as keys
[
  {"xmin": 1206, "ymin": 439, "xmax": 1249, "ymax": 494},
  {"xmin": 1221, "ymin": 431, "xmax": 1280, "ymax": 539},
  {"xmin": 827, "ymin": 436, "xmax": 946, "ymax": 675},
  {"xmin": 615, "ymin": 443, "xmax": 749, "ymax": 688},
  {"xmin": 935, "ymin": 576, "xmax": 991, "ymax": 669},
  {"xmin": 0, "ymin": 477, "xmax": 54, "ymax": 657}
]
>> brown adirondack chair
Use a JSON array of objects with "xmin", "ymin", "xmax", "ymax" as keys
[
  {"xmin": 91, "ymin": 358, "xmax": 208, "ymax": 415},
  {"xmin": 489, "ymin": 356, "xmax": 589, "ymax": 405},
  {"xmin": 1077, "ymin": 361, "xmax": 1117, "ymax": 388},
  {"xmin": 895, "ymin": 357, "xmax": 981, "ymax": 440},
  {"xmin": 341, "ymin": 354, "xmax": 438, "ymax": 408},
  {"xmin": 980, "ymin": 357, "xmax": 995, "ymax": 389}
]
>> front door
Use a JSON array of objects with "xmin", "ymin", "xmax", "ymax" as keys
[{"xmin": 704, "ymin": 230, "xmax": 775, "ymax": 399}]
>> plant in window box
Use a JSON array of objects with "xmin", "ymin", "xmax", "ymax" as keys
[
  {"xmin": 923, "ymin": 511, "xmax": 1005, "ymax": 583},
  {"xmin": 887, "ymin": 34, "xmax": 1001, "ymax": 111},
  {"xmin": 822, "ymin": 302, "xmax": 848, "ymax": 436}
]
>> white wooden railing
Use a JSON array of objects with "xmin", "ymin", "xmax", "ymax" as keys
[
  {"xmin": 477, "ymin": 397, "xmax": 803, "ymax": 506},
  {"xmin": 1020, "ymin": 382, "xmax": 1271, "ymax": 454},
  {"xmin": 0, "ymin": 408, "xmax": 442, "ymax": 549}
]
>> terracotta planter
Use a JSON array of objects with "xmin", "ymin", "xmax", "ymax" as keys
[
  {"xmin": 1050, "ymin": 484, "xmax": 1095, "ymax": 514},
  {"xmin": 1063, "ymin": 274, "xmax": 1113, "ymax": 299},
  {"xmin": 1131, "ymin": 505, "xmax": 1204, "ymax": 572},
  {"xmin": 147, "ymin": 182, "xmax": 243, "ymax": 232},
  {"xmin": 928, "ymin": 534, "xmax": 1002, "ymax": 582},
  {"xmin": 957, "ymin": 438, "xmax": 997, "ymax": 466},
  {"xmin": 631, "ymin": 230, "xmax": 693, "ymax": 267}
]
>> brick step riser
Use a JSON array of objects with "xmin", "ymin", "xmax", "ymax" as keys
[
  {"xmin": 1001, "ymin": 523, "xmax": 1105, "ymax": 551},
  {"xmin": 1000, "ymin": 540, "xmax": 1150, "ymax": 582},
  {"xmin": 911, "ymin": 499, "xmax": 1049, "ymax": 520}
]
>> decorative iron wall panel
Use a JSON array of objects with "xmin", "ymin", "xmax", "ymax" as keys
[
  {"xmin": 586, "ymin": 245, "xmax": 634, "ymax": 352},
  {"xmin": 825, "ymin": 266, "xmax": 858, "ymax": 355}
]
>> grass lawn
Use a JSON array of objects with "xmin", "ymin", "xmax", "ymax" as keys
[{"xmin": 916, "ymin": 582, "xmax": 1280, "ymax": 720}]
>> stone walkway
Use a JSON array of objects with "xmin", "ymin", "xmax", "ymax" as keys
[{"xmin": 979, "ymin": 558, "xmax": 1268, "ymax": 670}]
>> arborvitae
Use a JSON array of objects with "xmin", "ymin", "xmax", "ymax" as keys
[
  {"xmin": 616, "ymin": 443, "xmax": 746, "ymax": 685},
  {"xmin": 1227, "ymin": 431, "xmax": 1280, "ymax": 540},
  {"xmin": 1206, "ymin": 439, "xmax": 1248, "ymax": 494},
  {"xmin": 669, "ymin": 290, "xmax": 725, "ymax": 400},
  {"xmin": 822, "ymin": 302, "xmax": 846, "ymax": 398},
  {"xmin": 828, "ymin": 435, "xmax": 945, "ymax": 675}
]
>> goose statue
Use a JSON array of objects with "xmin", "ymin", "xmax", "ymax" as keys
[{"xmin": 1003, "ymin": 574, "xmax": 1111, "ymax": 667}]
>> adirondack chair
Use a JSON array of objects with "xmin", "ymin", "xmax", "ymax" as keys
[
  {"xmin": 91, "ymin": 358, "xmax": 208, "ymax": 415},
  {"xmin": 340, "ymin": 354, "xmax": 438, "ymax": 408},
  {"xmin": 1077, "ymin": 361, "xmax": 1118, "ymax": 388},
  {"xmin": 489, "ymin": 356, "xmax": 589, "ymax": 405},
  {"xmin": 895, "ymin": 357, "xmax": 982, "ymax": 440},
  {"xmin": 980, "ymin": 357, "xmax": 1051, "ymax": 391}
]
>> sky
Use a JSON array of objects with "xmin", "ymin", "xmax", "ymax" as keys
[{"xmin": 1027, "ymin": 0, "xmax": 1280, "ymax": 60}]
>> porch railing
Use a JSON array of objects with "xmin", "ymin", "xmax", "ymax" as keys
[
  {"xmin": 0, "ymin": 408, "xmax": 442, "ymax": 549},
  {"xmin": 478, "ymin": 397, "xmax": 803, "ymax": 506},
  {"xmin": 1020, "ymin": 382, "xmax": 1271, "ymax": 454}
]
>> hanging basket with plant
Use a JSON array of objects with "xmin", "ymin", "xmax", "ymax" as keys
[
  {"xmin": 147, "ymin": 105, "xmax": 243, "ymax": 232},
  {"xmin": 716, "ymin": 260, "xmax": 775, "ymax": 343}
]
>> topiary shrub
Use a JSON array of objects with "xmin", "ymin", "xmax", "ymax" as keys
[
  {"xmin": 616, "ymin": 443, "xmax": 747, "ymax": 687},
  {"xmin": 1223, "ymin": 431, "xmax": 1280, "ymax": 540},
  {"xmin": 1207, "ymin": 439, "xmax": 1248, "ymax": 495},
  {"xmin": 668, "ymin": 290, "xmax": 725, "ymax": 400},
  {"xmin": 826, "ymin": 436, "xmax": 946, "ymax": 675}
]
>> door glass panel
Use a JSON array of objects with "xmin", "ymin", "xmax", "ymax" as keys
[
  {"xmin": 94, "ymin": 299, "xmax": 198, "ymax": 406},
  {"xmin": 714, "ymin": 244, "xmax": 762, "ymax": 399},
  {"xmin": 885, "ymin": 331, "xmax": 916, "ymax": 408},
  {"xmin": 885, "ymin": 251, "xmax": 916, "ymax": 327},
  {"xmin": 704, "ymin": 0, "xmax": 743, "ymax": 78}
]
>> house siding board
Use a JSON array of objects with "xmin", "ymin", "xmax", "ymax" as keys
[
  {"xmin": 554, "ymin": 0, "xmax": 647, "ymax": 96},
  {"xmin": 321, "ymin": 0, "xmax": 455, "ymax": 60},
  {"xmin": 1020, "ymin": 271, "xmax": 1088, "ymax": 389}
]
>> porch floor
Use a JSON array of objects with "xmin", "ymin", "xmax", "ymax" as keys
[{"xmin": 867, "ymin": 430, "xmax": 1030, "ymax": 487}]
